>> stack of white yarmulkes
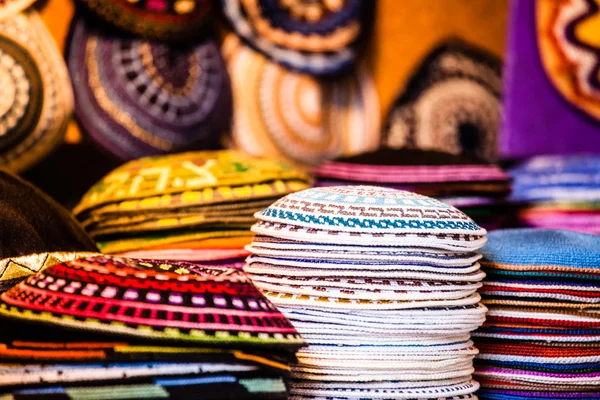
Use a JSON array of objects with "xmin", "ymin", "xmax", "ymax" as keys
[{"xmin": 244, "ymin": 185, "xmax": 488, "ymax": 400}]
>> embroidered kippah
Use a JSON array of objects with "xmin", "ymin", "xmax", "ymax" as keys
[
  {"xmin": 221, "ymin": 0, "xmax": 368, "ymax": 76},
  {"xmin": 223, "ymin": 34, "xmax": 379, "ymax": 166},
  {"xmin": 246, "ymin": 185, "xmax": 487, "ymax": 397},
  {"xmin": 79, "ymin": 0, "xmax": 212, "ymax": 40},
  {"xmin": 67, "ymin": 16, "xmax": 231, "ymax": 160},
  {"xmin": 0, "ymin": 11, "xmax": 73, "ymax": 172},
  {"xmin": 474, "ymin": 228, "xmax": 600, "ymax": 400},
  {"xmin": 0, "ymin": 251, "xmax": 98, "ymax": 293},
  {"xmin": 383, "ymin": 40, "xmax": 502, "ymax": 163},
  {"xmin": 75, "ymin": 150, "xmax": 309, "ymax": 214},
  {"xmin": 0, "ymin": 255, "xmax": 305, "ymax": 348},
  {"xmin": 509, "ymin": 155, "xmax": 600, "ymax": 234},
  {"xmin": 255, "ymin": 186, "xmax": 486, "ymax": 236},
  {"xmin": 481, "ymin": 229, "xmax": 600, "ymax": 270}
]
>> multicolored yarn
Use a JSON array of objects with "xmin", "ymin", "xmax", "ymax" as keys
[
  {"xmin": 474, "ymin": 228, "xmax": 600, "ymax": 400},
  {"xmin": 382, "ymin": 40, "xmax": 502, "ymax": 163},
  {"xmin": 509, "ymin": 155, "xmax": 600, "ymax": 234},
  {"xmin": 0, "ymin": 11, "xmax": 73, "ymax": 172},
  {"xmin": 1, "ymin": 376, "xmax": 290, "ymax": 399},
  {"xmin": 0, "ymin": 255, "xmax": 304, "ymax": 347},
  {"xmin": 221, "ymin": 0, "xmax": 368, "ymax": 76},
  {"xmin": 0, "ymin": 251, "xmax": 98, "ymax": 293},
  {"xmin": 67, "ymin": 15, "xmax": 231, "ymax": 160},
  {"xmin": 80, "ymin": 0, "xmax": 212, "ymax": 40},
  {"xmin": 245, "ymin": 185, "xmax": 487, "ymax": 398},
  {"xmin": 73, "ymin": 150, "xmax": 310, "ymax": 253},
  {"xmin": 312, "ymin": 148, "xmax": 512, "ymax": 230},
  {"xmin": 223, "ymin": 34, "xmax": 379, "ymax": 166}
]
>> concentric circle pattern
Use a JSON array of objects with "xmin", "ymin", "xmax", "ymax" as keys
[
  {"xmin": 221, "ymin": 0, "xmax": 366, "ymax": 75},
  {"xmin": 0, "ymin": 12, "xmax": 72, "ymax": 172},
  {"xmin": 224, "ymin": 35, "xmax": 379, "ymax": 166},
  {"xmin": 68, "ymin": 17, "xmax": 232, "ymax": 160}
]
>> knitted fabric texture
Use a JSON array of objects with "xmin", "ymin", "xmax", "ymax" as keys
[
  {"xmin": 73, "ymin": 150, "xmax": 310, "ymax": 253},
  {"xmin": 509, "ymin": 155, "xmax": 600, "ymax": 234},
  {"xmin": 223, "ymin": 34, "xmax": 380, "ymax": 167},
  {"xmin": 382, "ymin": 40, "xmax": 502, "ymax": 163},
  {"xmin": 0, "ymin": 256, "xmax": 301, "ymax": 397},
  {"xmin": 220, "ymin": 0, "xmax": 370, "ymax": 76},
  {"xmin": 67, "ymin": 15, "xmax": 231, "ymax": 161},
  {"xmin": 474, "ymin": 228, "xmax": 600, "ymax": 400},
  {"xmin": 312, "ymin": 148, "xmax": 511, "ymax": 230},
  {"xmin": 245, "ymin": 185, "xmax": 487, "ymax": 399}
]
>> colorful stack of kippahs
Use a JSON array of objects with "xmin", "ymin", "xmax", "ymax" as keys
[
  {"xmin": 313, "ymin": 148, "xmax": 512, "ymax": 230},
  {"xmin": 220, "ymin": 0, "xmax": 368, "ymax": 76},
  {"xmin": 223, "ymin": 34, "xmax": 380, "ymax": 167},
  {"xmin": 473, "ymin": 228, "xmax": 600, "ymax": 400},
  {"xmin": 244, "ymin": 185, "xmax": 488, "ymax": 399},
  {"xmin": 73, "ymin": 150, "xmax": 310, "ymax": 269},
  {"xmin": 0, "ymin": 255, "xmax": 304, "ymax": 398},
  {"xmin": 509, "ymin": 155, "xmax": 600, "ymax": 234},
  {"xmin": 67, "ymin": 13, "xmax": 231, "ymax": 161},
  {"xmin": 0, "ymin": 170, "xmax": 99, "ymax": 293},
  {"xmin": 0, "ymin": 8, "xmax": 73, "ymax": 172}
]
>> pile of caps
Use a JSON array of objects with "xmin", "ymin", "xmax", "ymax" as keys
[
  {"xmin": 509, "ymin": 155, "xmax": 600, "ymax": 234},
  {"xmin": 313, "ymin": 148, "xmax": 512, "ymax": 230},
  {"xmin": 474, "ymin": 229, "xmax": 600, "ymax": 400},
  {"xmin": 0, "ymin": 255, "xmax": 305, "ymax": 399},
  {"xmin": 73, "ymin": 150, "xmax": 310, "ymax": 268},
  {"xmin": 245, "ymin": 185, "xmax": 488, "ymax": 399}
]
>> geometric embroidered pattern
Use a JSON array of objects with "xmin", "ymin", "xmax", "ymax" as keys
[{"xmin": 0, "ymin": 256, "xmax": 304, "ymax": 348}]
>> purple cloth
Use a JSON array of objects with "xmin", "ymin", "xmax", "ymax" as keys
[{"xmin": 501, "ymin": 0, "xmax": 600, "ymax": 159}]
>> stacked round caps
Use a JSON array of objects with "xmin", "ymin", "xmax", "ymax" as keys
[
  {"xmin": 220, "ymin": 0, "xmax": 368, "ymax": 76},
  {"xmin": 314, "ymin": 148, "xmax": 512, "ymax": 230},
  {"xmin": 474, "ymin": 229, "xmax": 600, "ymax": 400},
  {"xmin": 509, "ymin": 155, "xmax": 600, "ymax": 234},
  {"xmin": 244, "ymin": 185, "xmax": 488, "ymax": 399},
  {"xmin": 73, "ymin": 150, "xmax": 310, "ymax": 268},
  {"xmin": 0, "ymin": 255, "xmax": 304, "ymax": 398}
]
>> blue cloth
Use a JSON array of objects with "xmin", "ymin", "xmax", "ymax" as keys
[{"xmin": 481, "ymin": 229, "xmax": 600, "ymax": 268}]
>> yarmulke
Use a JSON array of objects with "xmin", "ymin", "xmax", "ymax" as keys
[
  {"xmin": 73, "ymin": 150, "xmax": 310, "ymax": 253},
  {"xmin": 255, "ymin": 186, "xmax": 486, "ymax": 235},
  {"xmin": 0, "ymin": 0, "xmax": 35, "ymax": 19},
  {"xmin": 0, "ymin": 170, "xmax": 98, "ymax": 260},
  {"xmin": 223, "ymin": 34, "xmax": 379, "ymax": 166},
  {"xmin": 0, "ymin": 251, "xmax": 98, "ymax": 293},
  {"xmin": 246, "ymin": 185, "xmax": 487, "ymax": 398},
  {"xmin": 67, "ymin": 16, "xmax": 231, "ymax": 160},
  {"xmin": 75, "ymin": 151, "xmax": 308, "ymax": 214},
  {"xmin": 474, "ymin": 228, "xmax": 600, "ymax": 400},
  {"xmin": 0, "ymin": 11, "xmax": 73, "ymax": 173},
  {"xmin": 481, "ymin": 229, "xmax": 600, "ymax": 271},
  {"xmin": 383, "ymin": 40, "xmax": 502, "ymax": 163},
  {"xmin": 0, "ymin": 255, "xmax": 304, "ymax": 347},
  {"xmin": 221, "ymin": 0, "xmax": 366, "ymax": 76},
  {"xmin": 79, "ymin": 0, "xmax": 212, "ymax": 40},
  {"xmin": 509, "ymin": 155, "xmax": 600, "ymax": 234}
]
